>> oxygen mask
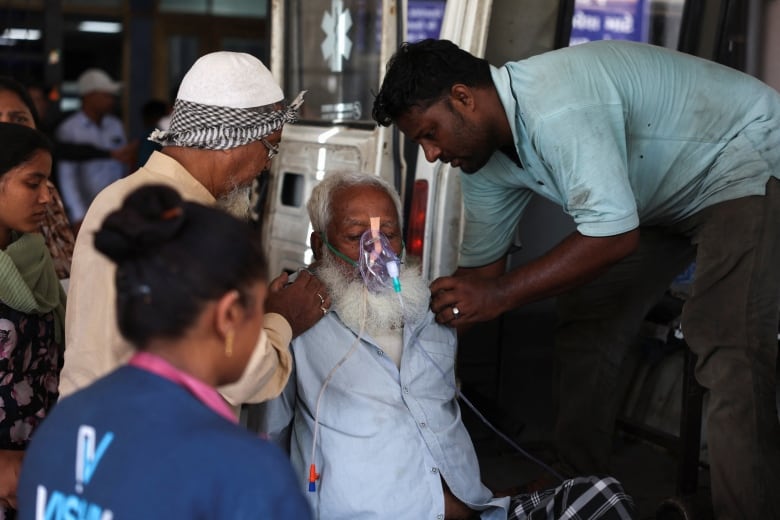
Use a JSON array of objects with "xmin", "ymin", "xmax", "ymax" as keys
[{"xmin": 358, "ymin": 220, "xmax": 402, "ymax": 294}]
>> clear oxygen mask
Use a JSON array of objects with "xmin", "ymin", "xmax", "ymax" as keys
[{"xmin": 358, "ymin": 228, "xmax": 402, "ymax": 294}]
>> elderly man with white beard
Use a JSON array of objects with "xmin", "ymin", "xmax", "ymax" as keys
[
  {"xmin": 60, "ymin": 51, "xmax": 330, "ymax": 408},
  {"xmin": 259, "ymin": 171, "xmax": 636, "ymax": 520}
]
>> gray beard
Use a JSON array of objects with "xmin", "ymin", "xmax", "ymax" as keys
[
  {"xmin": 217, "ymin": 183, "xmax": 253, "ymax": 221},
  {"xmin": 316, "ymin": 250, "xmax": 431, "ymax": 337}
]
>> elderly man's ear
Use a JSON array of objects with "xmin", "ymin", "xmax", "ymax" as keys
[{"xmin": 310, "ymin": 231, "xmax": 324, "ymax": 262}]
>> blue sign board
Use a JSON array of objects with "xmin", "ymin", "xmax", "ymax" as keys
[
  {"xmin": 570, "ymin": 0, "xmax": 647, "ymax": 45},
  {"xmin": 407, "ymin": 0, "xmax": 446, "ymax": 42}
]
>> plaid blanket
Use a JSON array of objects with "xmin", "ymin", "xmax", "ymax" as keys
[{"xmin": 508, "ymin": 476, "xmax": 636, "ymax": 520}]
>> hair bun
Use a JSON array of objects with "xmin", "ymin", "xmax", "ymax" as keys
[{"xmin": 95, "ymin": 185, "xmax": 187, "ymax": 262}]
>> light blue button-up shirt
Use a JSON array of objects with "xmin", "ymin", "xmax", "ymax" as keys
[
  {"xmin": 460, "ymin": 40, "xmax": 780, "ymax": 267},
  {"xmin": 259, "ymin": 310, "xmax": 509, "ymax": 519}
]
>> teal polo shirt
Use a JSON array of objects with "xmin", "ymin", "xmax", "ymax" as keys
[{"xmin": 460, "ymin": 40, "xmax": 780, "ymax": 267}]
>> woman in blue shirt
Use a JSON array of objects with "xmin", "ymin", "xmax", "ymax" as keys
[{"xmin": 17, "ymin": 184, "xmax": 311, "ymax": 519}]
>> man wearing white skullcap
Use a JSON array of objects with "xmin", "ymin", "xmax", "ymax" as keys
[{"xmin": 60, "ymin": 52, "xmax": 329, "ymax": 411}]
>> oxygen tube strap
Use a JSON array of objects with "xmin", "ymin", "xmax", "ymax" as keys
[{"xmin": 321, "ymin": 232, "xmax": 358, "ymax": 266}]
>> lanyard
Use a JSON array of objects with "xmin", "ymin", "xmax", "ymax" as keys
[{"xmin": 128, "ymin": 351, "xmax": 237, "ymax": 424}]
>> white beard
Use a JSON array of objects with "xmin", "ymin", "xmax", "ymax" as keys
[
  {"xmin": 217, "ymin": 183, "xmax": 253, "ymax": 221},
  {"xmin": 316, "ymin": 250, "xmax": 431, "ymax": 337}
]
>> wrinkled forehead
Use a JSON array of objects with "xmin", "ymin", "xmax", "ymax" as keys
[{"xmin": 331, "ymin": 185, "xmax": 400, "ymax": 224}]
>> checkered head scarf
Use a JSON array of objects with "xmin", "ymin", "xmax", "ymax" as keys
[{"xmin": 149, "ymin": 51, "xmax": 305, "ymax": 150}]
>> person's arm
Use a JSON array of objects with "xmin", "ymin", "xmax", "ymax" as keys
[
  {"xmin": 218, "ymin": 316, "xmax": 293, "ymax": 406},
  {"xmin": 218, "ymin": 270, "xmax": 329, "ymax": 405},
  {"xmin": 55, "ymin": 140, "xmax": 138, "ymax": 167},
  {"xmin": 60, "ymin": 192, "xmax": 135, "ymax": 397},
  {"xmin": 54, "ymin": 141, "xmax": 111, "ymax": 162},
  {"xmin": 430, "ymin": 229, "xmax": 639, "ymax": 327},
  {"xmin": 0, "ymin": 449, "xmax": 23, "ymax": 510}
]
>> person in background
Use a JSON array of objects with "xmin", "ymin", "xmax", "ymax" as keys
[
  {"xmin": 17, "ymin": 185, "xmax": 312, "ymax": 519},
  {"xmin": 260, "ymin": 171, "xmax": 635, "ymax": 520},
  {"xmin": 0, "ymin": 123, "xmax": 66, "ymax": 516},
  {"xmin": 0, "ymin": 76, "xmax": 75, "ymax": 281},
  {"xmin": 60, "ymin": 52, "xmax": 329, "ymax": 421},
  {"xmin": 56, "ymin": 68, "xmax": 129, "ymax": 232},
  {"xmin": 24, "ymin": 80, "xmax": 138, "ymax": 171},
  {"xmin": 372, "ymin": 38, "xmax": 780, "ymax": 519}
]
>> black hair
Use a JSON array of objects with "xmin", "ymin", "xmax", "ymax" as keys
[
  {"xmin": 94, "ymin": 184, "xmax": 267, "ymax": 348},
  {"xmin": 0, "ymin": 122, "xmax": 53, "ymax": 178},
  {"xmin": 372, "ymin": 39, "xmax": 492, "ymax": 126},
  {"xmin": 0, "ymin": 76, "xmax": 42, "ymax": 128}
]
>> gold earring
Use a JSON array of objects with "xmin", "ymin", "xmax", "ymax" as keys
[{"xmin": 225, "ymin": 329, "xmax": 234, "ymax": 357}]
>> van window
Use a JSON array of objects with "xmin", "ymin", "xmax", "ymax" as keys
[{"xmin": 283, "ymin": 0, "xmax": 383, "ymax": 125}]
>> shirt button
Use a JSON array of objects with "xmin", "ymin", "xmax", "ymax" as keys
[
  {"xmin": 437, "ymin": 515, "xmax": 444, "ymax": 519},
  {"xmin": 403, "ymin": 386, "xmax": 409, "ymax": 394},
  {"xmin": 420, "ymin": 422, "xmax": 426, "ymax": 428},
  {"xmin": 431, "ymin": 467, "xmax": 438, "ymax": 474},
  {"xmin": 377, "ymin": 349, "xmax": 384, "ymax": 356}
]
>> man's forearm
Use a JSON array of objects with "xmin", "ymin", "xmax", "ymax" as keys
[{"xmin": 493, "ymin": 229, "xmax": 639, "ymax": 310}]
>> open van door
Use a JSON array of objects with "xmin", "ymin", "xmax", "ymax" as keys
[{"xmin": 262, "ymin": 0, "xmax": 450, "ymax": 277}]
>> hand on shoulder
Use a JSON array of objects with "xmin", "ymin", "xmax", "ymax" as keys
[{"xmin": 266, "ymin": 270, "xmax": 331, "ymax": 337}]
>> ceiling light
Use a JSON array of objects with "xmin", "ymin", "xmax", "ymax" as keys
[
  {"xmin": 1, "ymin": 28, "xmax": 41, "ymax": 40},
  {"xmin": 78, "ymin": 21, "xmax": 122, "ymax": 34}
]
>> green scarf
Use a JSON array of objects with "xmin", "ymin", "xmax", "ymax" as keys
[{"xmin": 0, "ymin": 232, "xmax": 66, "ymax": 343}]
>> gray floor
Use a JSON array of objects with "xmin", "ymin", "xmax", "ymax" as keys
[{"xmin": 456, "ymin": 308, "xmax": 721, "ymax": 520}]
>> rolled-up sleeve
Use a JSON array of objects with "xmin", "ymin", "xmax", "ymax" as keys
[{"xmin": 219, "ymin": 313, "xmax": 293, "ymax": 405}]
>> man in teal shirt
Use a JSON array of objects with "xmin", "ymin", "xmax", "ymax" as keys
[{"xmin": 373, "ymin": 39, "xmax": 780, "ymax": 519}]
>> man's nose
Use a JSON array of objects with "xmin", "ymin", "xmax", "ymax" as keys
[{"xmin": 422, "ymin": 143, "xmax": 441, "ymax": 163}]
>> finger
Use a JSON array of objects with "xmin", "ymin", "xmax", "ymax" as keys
[
  {"xmin": 434, "ymin": 308, "xmax": 458, "ymax": 328},
  {"xmin": 285, "ymin": 270, "xmax": 308, "ymax": 288},
  {"xmin": 450, "ymin": 304, "xmax": 463, "ymax": 321},
  {"xmin": 430, "ymin": 288, "xmax": 458, "ymax": 313},
  {"xmin": 429, "ymin": 275, "xmax": 457, "ymax": 294},
  {"xmin": 268, "ymin": 272, "xmax": 289, "ymax": 292}
]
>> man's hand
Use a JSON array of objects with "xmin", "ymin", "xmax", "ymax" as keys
[
  {"xmin": 266, "ymin": 270, "xmax": 331, "ymax": 337},
  {"xmin": 0, "ymin": 449, "xmax": 23, "ymax": 510},
  {"xmin": 430, "ymin": 272, "xmax": 506, "ymax": 328}
]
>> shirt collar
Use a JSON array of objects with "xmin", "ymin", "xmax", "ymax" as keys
[{"xmin": 128, "ymin": 351, "xmax": 237, "ymax": 423}]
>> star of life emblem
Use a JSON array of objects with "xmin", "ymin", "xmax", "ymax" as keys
[{"xmin": 321, "ymin": 0, "xmax": 353, "ymax": 72}]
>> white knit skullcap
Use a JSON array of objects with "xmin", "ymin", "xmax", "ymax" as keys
[
  {"xmin": 176, "ymin": 51, "xmax": 283, "ymax": 109},
  {"xmin": 148, "ymin": 51, "xmax": 305, "ymax": 150}
]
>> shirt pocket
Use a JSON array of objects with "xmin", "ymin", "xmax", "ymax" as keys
[{"xmin": 408, "ymin": 336, "xmax": 458, "ymax": 401}]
